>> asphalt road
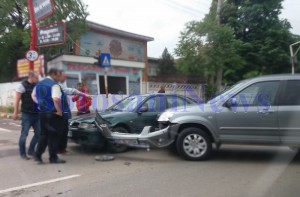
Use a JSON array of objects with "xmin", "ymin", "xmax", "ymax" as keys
[{"xmin": 1, "ymin": 118, "xmax": 300, "ymax": 197}]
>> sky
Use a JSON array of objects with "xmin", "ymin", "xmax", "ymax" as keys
[{"xmin": 82, "ymin": 0, "xmax": 300, "ymax": 58}]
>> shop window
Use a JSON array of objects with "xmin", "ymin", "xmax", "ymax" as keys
[
  {"xmin": 66, "ymin": 73, "xmax": 80, "ymax": 89},
  {"xmin": 99, "ymin": 76, "xmax": 127, "ymax": 95},
  {"xmin": 82, "ymin": 74, "xmax": 98, "ymax": 95}
]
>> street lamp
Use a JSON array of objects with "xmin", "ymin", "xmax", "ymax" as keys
[{"xmin": 290, "ymin": 41, "xmax": 300, "ymax": 74}]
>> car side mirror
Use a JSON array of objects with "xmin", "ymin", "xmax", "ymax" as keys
[
  {"xmin": 139, "ymin": 105, "xmax": 148, "ymax": 113},
  {"xmin": 224, "ymin": 98, "xmax": 237, "ymax": 108}
]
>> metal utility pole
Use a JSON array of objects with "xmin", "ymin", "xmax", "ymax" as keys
[
  {"xmin": 27, "ymin": 0, "xmax": 37, "ymax": 71},
  {"xmin": 215, "ymin": 0, "xmax": 224, "ymax": 92},
  {"xmin": 290, "ymin": 41, "xmax": 300, "ymax": 74}
]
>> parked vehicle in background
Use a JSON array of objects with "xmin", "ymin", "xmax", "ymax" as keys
[
  {"xmin": 69, "ymin": 93, "xmax": 197, "ymax": 152},
  {"xmin": 97, "ymin": 75, "xmax": 300, "ymax": 160}
]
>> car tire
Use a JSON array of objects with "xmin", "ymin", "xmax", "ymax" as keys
[
  {"xmin": 176, "ymin": 127, "xmax": 212, "ymax": 161},
  {"xmin": 107, "ymin": 127, "xmax": 129, "ymax": 153}
]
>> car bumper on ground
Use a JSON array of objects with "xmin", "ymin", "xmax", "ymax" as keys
[{"xmin": 95, "ymin": 121, "xmax": 180, "ymax": 149}]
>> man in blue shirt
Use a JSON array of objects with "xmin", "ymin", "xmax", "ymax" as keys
[{"xmin": 34, "ymin": 68, "xmax": 70, "ymax": 164}]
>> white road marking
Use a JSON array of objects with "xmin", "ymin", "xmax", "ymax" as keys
[
  {"xmin": 0, "ymin": 128, "xmax": 11, "ymax": 133},
  {"xmin": 0, "ymin": 174, "xmax": 81, "ymax": 194}
]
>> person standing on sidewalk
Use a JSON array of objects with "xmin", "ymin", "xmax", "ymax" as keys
[
  {"xmin": 72, "ymin": 82, "xmax": 92, "ymax": 116},
  {"xmin": 13, "ymin": 71, "xmax": 40, "ymax": 160}
]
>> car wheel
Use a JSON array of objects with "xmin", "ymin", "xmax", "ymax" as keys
[
  {"xmin": 176, "ymin": 127, "xmax": 212, "ymax": 161},
  {"xmin": 107, "ymin": 127, "xmax": 129, "ymax": 153}
]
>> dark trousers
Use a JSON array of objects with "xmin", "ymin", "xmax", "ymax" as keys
[
  {"xmin": 59, "ymin": 117, "xmax": 69, "ymax": 152},
  {"xmin": 35, "ymin": 112, "xmax": 64, "ymax": 161}
]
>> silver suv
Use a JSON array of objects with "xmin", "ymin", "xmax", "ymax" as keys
[
  {"xmin": 97, "ymin": 74, "xmax": 300, "ymax": 161},
  {"xmin": 157, "ymin": 74, "xmax": 300, "ymax": 160}
]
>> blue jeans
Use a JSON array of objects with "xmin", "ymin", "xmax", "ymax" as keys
[{"xmin": 18, "ymin": 112, "xmax": 40, "ymax": 157}]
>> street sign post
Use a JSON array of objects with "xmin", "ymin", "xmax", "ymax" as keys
[
  {"xmin": 27, "ymin": 0, "xmax": 54, "ymax": 71},
  {"xmin": 100, "ymin": 53, "xmax": 111, "ymax": 100}
]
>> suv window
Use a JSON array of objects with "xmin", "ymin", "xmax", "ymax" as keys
[
  {"xmin": 280, "ymin": 80, "xmax": 300, "ymax": 106},
  {"xmin": 234, "ymin": 81, "xmax": 280, "ymax": 107}
]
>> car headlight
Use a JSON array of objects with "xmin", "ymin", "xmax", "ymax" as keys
[
  {"xmin": 158, "ymin": 112, "xmax": 175, "ymax": 122},
  {"xmin": 78, "ymin": 123, "xmax": 96, "ymax": 129}
]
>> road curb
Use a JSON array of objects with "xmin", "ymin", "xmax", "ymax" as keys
[{"xmin": 0, "ymin": 113, "xmax": 19, "ymax": 120}]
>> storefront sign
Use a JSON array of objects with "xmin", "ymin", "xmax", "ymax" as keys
[
  {"xmin": 66, "ymin": 64, "xmax": 137, "ymax": 75},
  {"xmin": 17, "ymin": 55, "xmax": 44, "ymax": 78},
  {"xmin": 33, "ymin": 0, "xmax": 55, "ymax": 22},
  {"xmin": 36, "ymin": 22, "xmax": 66, "ymax": 47}
]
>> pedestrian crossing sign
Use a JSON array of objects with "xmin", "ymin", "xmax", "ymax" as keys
[{"xmin": 100, "ymin": 53, "xmax": 111, "ymax": 68}]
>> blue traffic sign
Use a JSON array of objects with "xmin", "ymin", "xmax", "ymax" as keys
[{"xmin": 100, "ymin": 53, "xmax": 111, "ymax": 68}]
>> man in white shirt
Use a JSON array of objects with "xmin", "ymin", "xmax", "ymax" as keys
[{"xmin": 57, "ymin": 70, "xmax": 91, "ymax": 154}]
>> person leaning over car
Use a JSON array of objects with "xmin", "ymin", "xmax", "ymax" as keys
[
  {"xmin": 13, "ymin": 71, "xmax": 40, "ymax": 160},
  {"xmin": 57, "ymin": 70, "xmax": 92, "ymax": 154}
]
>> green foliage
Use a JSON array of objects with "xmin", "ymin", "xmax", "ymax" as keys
[
  {"xmin": 0, "ymin": 0, "xmax": 89, "ymax": 82},
  {"xmin": 0, "ymin": 106, "xmax": 14, "ymax": 113},
  {"xmin": 175, "ymin": 0, "xmax": 244, "ymax": 86},
  {"xmin": 175, "ymin": 0, "xmax": 300, "ymax": 89},
  {"xmin": 204, "ymin": 83, "xmax": 217, "ymax": 101},
  {"xmin": 222, "ymin": 0, "xmax": 299, "ymax": 79},
  {"xmin": 157, "ymin": 48, "xmax": 177, "ymax": 76}
]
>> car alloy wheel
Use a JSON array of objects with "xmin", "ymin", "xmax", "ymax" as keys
[
  {"xmin": 183, "ymin": 133, "xmax": 207, "ymax": 158},
  {"xmin": 176, "ymin": 127, "xmax": 212, "ymax": 161}
]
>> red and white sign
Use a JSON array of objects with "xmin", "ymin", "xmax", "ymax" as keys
[{"xmin": 25, "ymin": 50, "xmax": 39, "ymax": 62}]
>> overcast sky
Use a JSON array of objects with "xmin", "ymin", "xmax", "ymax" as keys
[{"xmin": 82, "ymin": 0, "xmax": 300, "ymax": 58}]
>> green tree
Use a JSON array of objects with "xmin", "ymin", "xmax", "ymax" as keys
[
  {"xmin": 175, "ymin": 0, "xmax": 299, "ymax": 92},
  {"xmin": 222, "ymin": 0, "xmax": 299, "ymax": 79},
  {"xmin": 157, "ymin": 48, "xmax": 177, "ymax": 76},
  {"xmin": 175, "ymin": 0, "xmax": 244, "ymax": 92},
  {"xmin": 0, "ymin": 0, "xmax": 89, "ymax": 82}
]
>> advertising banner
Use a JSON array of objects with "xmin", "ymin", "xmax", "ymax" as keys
[{"xmin": 17, "ymin": 55, "xmax": 44, "ymax": 78}]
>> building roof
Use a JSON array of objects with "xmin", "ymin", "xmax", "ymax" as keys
[{"xmin": 87, "ymin": 20, "xmax": 154, "ymax": 42}]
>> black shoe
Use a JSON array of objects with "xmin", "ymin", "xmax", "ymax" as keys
[
  {"xmin": 34, "ymin": 155, "xmax": 43, "ymax": 164},
  {"xmin": 21, "ymin": 155, "xmax": 30, "ymax": 160},
  {"xmin": 50, "ymin": 159, "xmax": 66, "ymax": 164}
]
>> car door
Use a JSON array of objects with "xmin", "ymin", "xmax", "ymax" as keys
[
  {"xmin": 133, "ymin": 95, "xmax": 166, "ymax": 133},
  {"xmin": 216, "ymin": 81, "xmax": 281, "ymax": 144},
  {"xmin": 278, "ymin": 80, "xmax": 300, "ymax": 145}
]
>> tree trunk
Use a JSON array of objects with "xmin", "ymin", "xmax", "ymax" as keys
[{"xmin": 216, "ymin": 66, "xmax": 223, "ymax": 92}]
